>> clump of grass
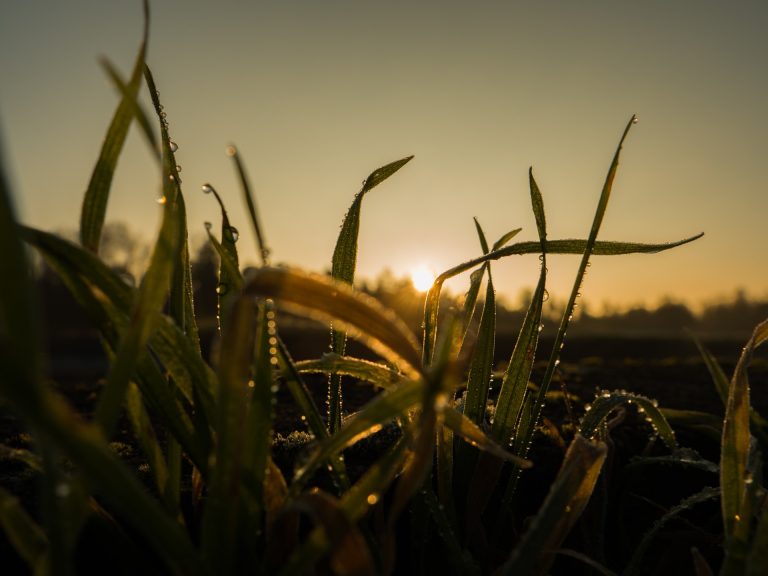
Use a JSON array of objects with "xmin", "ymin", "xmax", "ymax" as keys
[{"xmin": 2, "ymin": 3, "xmax": 767, "ymax": 575}]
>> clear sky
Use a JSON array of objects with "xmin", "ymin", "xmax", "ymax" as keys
[{"xmin": 2, "ymin": 0, "xmax": 766, "ymax": 311}]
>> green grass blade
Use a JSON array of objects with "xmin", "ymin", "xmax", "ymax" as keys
[
  {"xmin": 623, "ymin": 487, "xmax": 720, "ymax": 576},
  {"xmin": 443, "ymin": 407, "xmax": 531, "ymax": 467},
  {"xmin": 500, "ymin": 435, "xmax": 608, "ymax": 576},
  {"xmin": 517, "ymin": 116, "xmax": 638, "ymax": 470},
  {"xmin": 721, "ymin": 318, "xmax": 768, "ymax": 539},
  {"xmin": 95, "ymin": 67, "xmax": 185, "ymax": 438},
  {"xmin": 692, "ymin": 335, "xmax": 730, "ymax": 405},
  {"xmin": 491, "ymin": 227, "xmax": 522, "ymax": 251},
  {"xmin": 228, "ymin": 145, "xmax": 270, "ymax": 265},
  {"xmin": 293, "ymin": 355, "xmax": 404, "ymax": 389},
  {"xmin": 202, "ymin": 183, "xmax": 242, "ymax": 331},
  {"xmin": 79, "ymin": 0, "xmax": 148, "ymax": 252},
  {"xmin": 463, "ymin": 272, "xmax": 495, "ymax": 426},
  {"xmin": 244, "ymin": 267, "xmax": 422, "ymax": 375},
  {"xmin": 291, "ymin": 379, "xmax": 422, "ymax": 493},
  {"xmin": 202, "ymin": 296, "xmax": 257, "ymax": 573},
  {"xmin": 0, "ymin": 486, "xmax": 48, "ymax": 570},
  {"xmin": 579, "ymin": 390, "xmax": 677, "ymax": 450},
  {"xmin": 421, "ymin": 231, "xmax": 699, "ymax": 368},
  {"xmin": 492, "ymin": 169, "xmax": 548, "ymax": 449},
  {"xmin": 100, "ymin": 57, "xmax": 158, "ymax": 155},
  {"xmin": 328, "ymin": 155, "xmax": 414, "ymax": 433}
]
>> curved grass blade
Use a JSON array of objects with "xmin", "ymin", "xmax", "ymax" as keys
[
  {"xmin": 95, "ymin": 66, "xmax": 186, "ymax": 438},
  {"xmin": 228, "ymin": 144, "xmax": 270, "ymax": 266},
  {"xmin": 291, "ymin": 379, "xmax": 422, "ymax": 493},
  {"xmin": 80, "ymin": 0, "xmax": 149, "ymax": 252},
  {"xmin": 721, "ymin": 318, "xmax": 768, "ymax": 539},
  {"xmin": 244, "ymin": 267, "xmax": 422, "ymax": 375},
  {"xmin": 0, "ymin": 486, "xmax": 48, "ymax": 570},
  {"xmin": 492, "ymin": 227, "xmax": 523, "ymax": 251},
  {"xmin": 201, "ymin": 182, "xmax": 242, "ymax": 332},
  {"xmin": 579, "ymin": 390, "xmax": 677, "ymax": 450},
  {"xmin": 328, "ymin": 155, "xmax": 414, "ymax": 433},
  {"xmin": 500, "ymin": 434, "xmax": 608, "ymax": 576},
  {"xmin": 293, "ymin": 355, "xmax": 404, "ymax": 389},
  {"xmin": 623, "ymin": 486, "xmax": 720, "ymax": 576},
  {"xmin": 0, "ymin": 445, "xmax": 42, "ymax": 472}
]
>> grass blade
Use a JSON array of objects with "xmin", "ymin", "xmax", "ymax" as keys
[
  {"xmin": 328, "ymin": 155, "xmax": 414, "ymax": 433},
  {"xmin": 443, "ymin": 407, "xmax": 531, "ymax": 467},
  {"xmin": 579, "ymin": 390, "xmax": 677, "ymax": 450},
  {"xmin": 94, "ymin": 66, "xmax": 186, "ymax": 437},
  {"xmin": 291, "ymin": 379, "xmax": 422, "ymax": 493},
  {"xmin": 721, "ymin": 318, "xmax": 768, "ymax": 539},
  {"xmin": 244, "ymin": 267, "xmax": 422, "ymax": 375},
  {"xmin": 500, "ymin": 434, "xmax": 608, "ymax": 576},
  {"xmin": 80, "ymin": 0, "xmax": 149, "ymax": 252},
  {"xmin": 293, "ymin": 355, "xmax": 404, "ymax": 389},
  {"xmin": 228, "ymin": 145, "xmax": 270, "ymax": 265},
  {"xmin": 623, "ymin": 487, "xmax": 720, "ymax": 576}
]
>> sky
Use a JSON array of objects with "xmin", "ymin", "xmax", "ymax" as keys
[{"xmin": 1, "ymin": 0, "xmax": 766, "ymax": 312}]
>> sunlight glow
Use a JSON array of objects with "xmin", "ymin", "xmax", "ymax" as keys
[{"xmin": 410, "ymin": 265, "xmax": 436, "ymax": 292}]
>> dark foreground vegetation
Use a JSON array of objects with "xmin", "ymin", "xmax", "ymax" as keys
[{"xmin": 2, "ymin": 3, "xmax": 768, "ymax": 575}]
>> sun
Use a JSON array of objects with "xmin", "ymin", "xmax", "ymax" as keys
[{"xmin": 410, "ymin": 265, "xmax": 436, "ymax": 292}]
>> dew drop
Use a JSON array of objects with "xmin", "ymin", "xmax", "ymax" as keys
[
  {"xmin": 55, "ymin": 483, "xmax": 71, "ymax": 498},
  {"xmin": 226, "ymin": 145, "xmax": 237, "ymax": 157},
  {"xmin": 632, "ymin": 116, "xmax": 639, "ymax": 124},
  {"xmin": 247, "ymin": 380, "xmax": 255, "ymax": 389},
  {"xmin": 202, "ymin": 183, "xmax": 215, "ymax": 194},
  {"xmin": 538, "ymin": 323, "xmax": 544, "ymax": 333},
  {"xmin": 175, "ymin": 164, "xmax": 182, "ymax": 173},
  {"xmin": 542, "ymin": 290, "xmax": 550, "ymax": 302},
  {"xmin": 216, "ymin": 283, "xmax": 228, "ymax": 295},
  {"xmin": 169, "ymin": 141, "xmax": 178, "ymax": 153},
  {"xmin": 156, "ymin": 195, "xmax": 167, "ymax": 205},
  {"xmin": 160, "ymin": 111, "xmax": 167, "ymax": 119},
  {"xmin": 204, "ymin": 221, "xmax": 213, "ymax": 231},
  {"xmin": 270, "ymin": 357, "xmax": 279, "ymax": 366},
  {"xmin": 228, "ymin": 226, "xmax": 240, "ymax": 242}
]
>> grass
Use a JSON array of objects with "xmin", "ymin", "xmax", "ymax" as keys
[{"xmin": 1, "ymin": 3, "xmax": 767, "ymax": 575}]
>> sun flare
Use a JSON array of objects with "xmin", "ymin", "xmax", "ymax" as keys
[{"xmin": 410, "ymin": 265, "xmax": 436, "ymax": 292}]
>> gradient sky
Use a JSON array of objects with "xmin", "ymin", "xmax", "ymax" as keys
[{"xmin": 2, "ymin": 0, "xmax": 766, "ymax": 311}]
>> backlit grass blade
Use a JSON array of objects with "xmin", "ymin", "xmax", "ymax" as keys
[
  {"xmin": 291, "ymin": 379, "xmax": 422, "ymax": 493},
  {"xmin": 0, "ymin": 486, "xmax": 48, "ymax": 570},
  {"xmin": 95, "ymin": 66, "xmax": 186, "ymax": 438},
  {"xmin": 100, "ymin": 57, "xmax": 158, "ymax": 155},
  {"xmin": 623, "ymin": 486, "xmax": 720, "ymax": 576},
  {"xmin": 579, "ymin": 390, "xmax": 677, "ymax": 450},
  {"xmin": 244, "ymin": 267, "xmax": 422, "ymax": 375},
  {"xmin": 492, "ymin": 227, "xmax": 523, "ymax": 251},
  {"xmin": 443, "ymin": 407, "xmax": 531, "ymax": 467},
  {"xmin": 202, "ymin": 183, "xmax": 242, "ymax": 332},
  {"xmin": 516, "ymin": 116, "xmax": 639, "ymax": 473},
  {"xmin": 228, "ymin": 145, "xmax": 270, "ymax": 265},
  {"xmin": 492, "ymin": 169, "xmax": 547, "ymax": 448},
  {"xmin": 328, "ymin": 155, "xmax": 414, "ymax": 433},
  {"xmin": 242, "ymin": 300, "xmax": 276, "ymax": 525},
  {"xmin": 692, "ymin": 335, "xmax": 730, "ymax": 405},
  {"xmin": 202, "ymin": 296, "xmax": 257, "ymax": 574},
  {"xmin": 80, "ymin": 0, "xmax": 149, "ymax": 252},
  {"xmin": 500, "ymin": 435, "xmax": 608, "ymax": 576},
  {"xmin": 0, "ymin": 445, "xmax": 42, "ymax": 471},
  {"xmin": 293, "ymin": 355, "xmax": 405, "ymax": 389},
  {"xmin": 721, "ymin": 318, "xmax": 768, "ymax": 539}
]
